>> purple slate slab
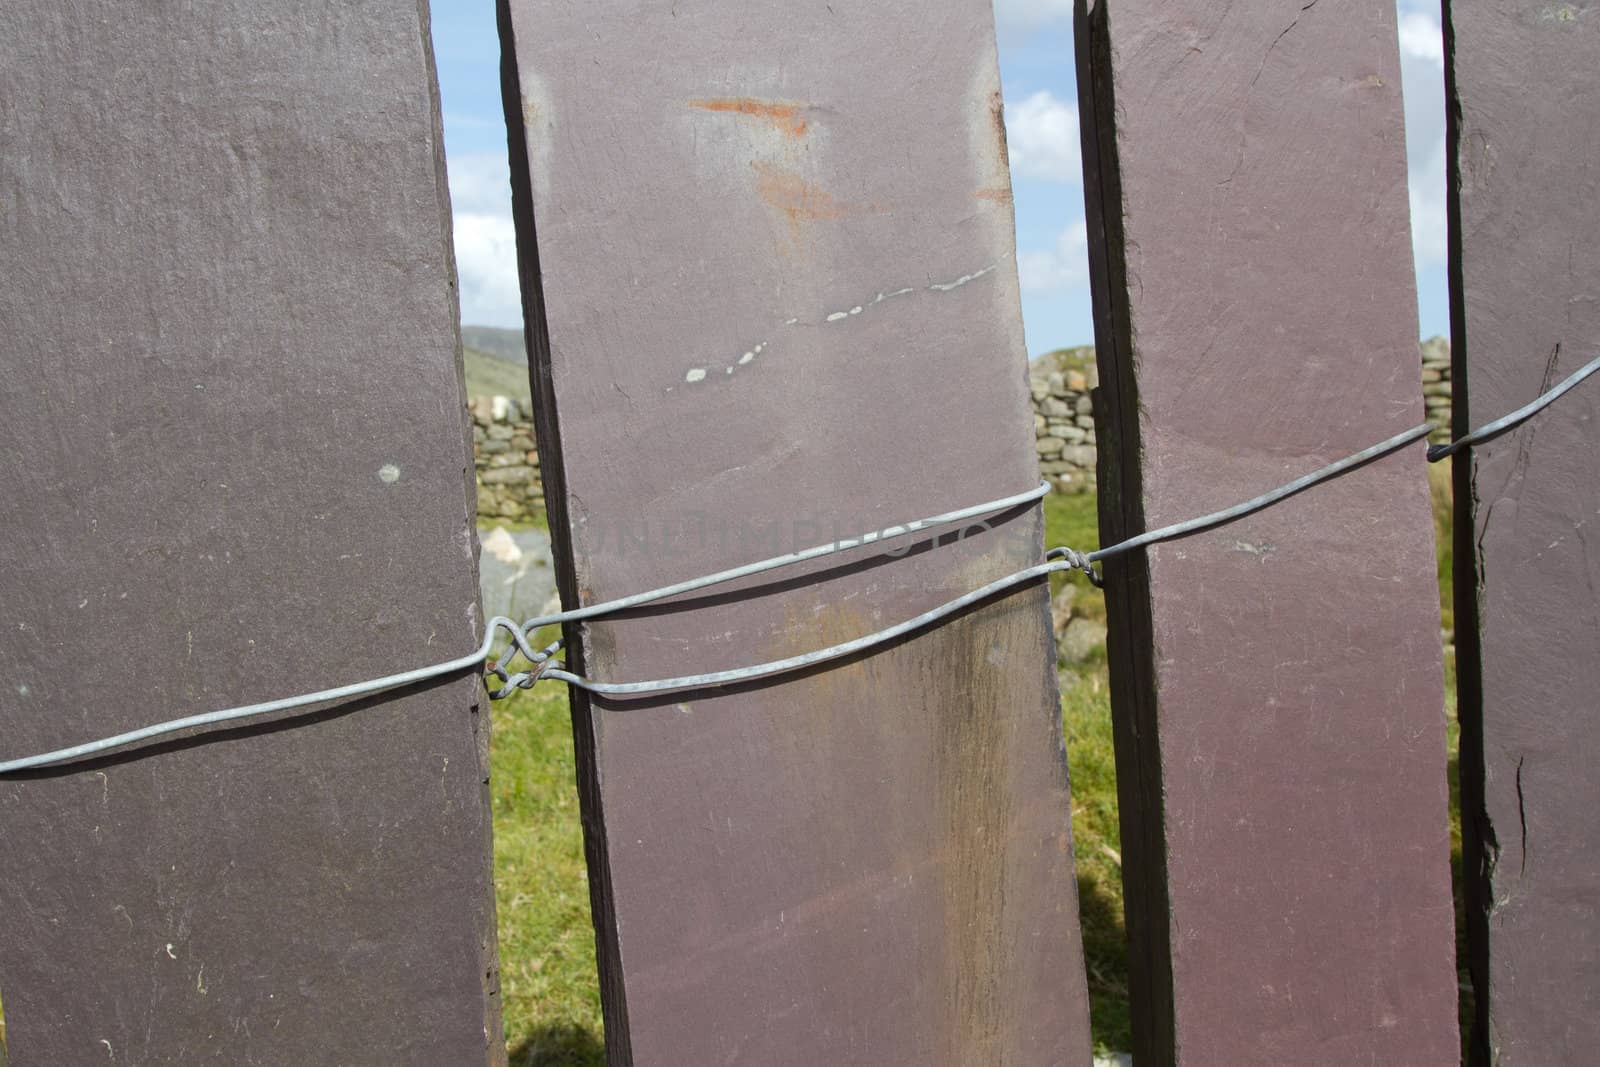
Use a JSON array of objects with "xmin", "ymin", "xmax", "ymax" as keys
[
  {"xmin": 0, "ymin": 2, "xmax": 502, "ymax": 1061},
  {"xmin": 1076, "ymin": 0, "xmax": 1460, "ymax": 1062},
  {"xmin": 499, "ymin": 1, "xmax": 1092, "ymax": 1063},
  {"xmin": 1447, "ymin": 2, "xmax": 1600, "ymax": 1062}
]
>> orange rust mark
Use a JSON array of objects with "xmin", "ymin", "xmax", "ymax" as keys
[
  {"xmin": 990, "ymin": 91, "xmax": 1010, "ymax": 169},
  {"xmin": 689, "ymin": 97, "xmax": 810, "ymax": 137},
  {"xmin": 749, "ymin": 162, "xmax": 887, "ymax": 249},
  {"xmin": 751, "ymin": 162, "xmax": 851, "ymax": 223},
  {"xmin": 975, "ymin": 185, "xmax": 1013, "ymax": 204}
]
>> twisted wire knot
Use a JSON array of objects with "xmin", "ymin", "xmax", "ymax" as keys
[
  {"xmin": 1047, "ymin": 546, "xmax": 1104, "ymax": 588},
  {"xmin": 485, "ymin": 617, "xmax": 565, "ymax": 699}
]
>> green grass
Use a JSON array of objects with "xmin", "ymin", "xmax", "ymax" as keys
[
  {"xmin": 1430, "ymin": 462, "xmax": 1455, "ymax": 636},
  {"xmin": 491, "ymin": 683, "xmax": 606, "ymax": 1065},
  {"xmin": 1042, "ymin": 488, "xmax": 1106, "ymax": 621},
  {"xmin": 1041, "ymin": 489, "xmax": 1130, "ymax": 1051},
  {"xmin": 1063, "ymin": 677, "xmax": 1128, "ymax": 1052}
]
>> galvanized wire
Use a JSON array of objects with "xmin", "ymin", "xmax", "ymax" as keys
[
  {"xmin": 502, "ymin": 347, "xmax": 1600, "ymax": 698},
  {"xmin": 0, "ymin": 483, "xmax": 1049, "ymax": 773},
  {"xmin": 4, "ymin": 352, "xmax": 1595, "ymax": 772},
  {"xmin": 1427, "ymin": 353, "xmax": 1599, "ymax": 461},
  {"xmin": 522, "ymin": 422, "xmax": 1436, "ymax": 696}
]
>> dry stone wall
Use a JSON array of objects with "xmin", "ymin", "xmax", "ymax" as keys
[
  {"xmin": 1032, "ymin": 358, "xmax": 1100, "ymax": 493},
  {"xmin": 470, "ymin": 395, "xmax": 544, "ymax": 522},
  {"xmin": 470, "ymin": 339, "xmax": 1454, "ymax": 521},
  {"xmin": 1419, "ymin": 336, "xmax": 1453, "ymax": 443}
]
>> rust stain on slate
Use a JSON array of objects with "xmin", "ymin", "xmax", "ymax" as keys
[
  {"xmin": 689, "ymin": 97, "xmax": 812, "ymax": 137},
  {"xmin": 749, "ymin": 161, "xmax": 885, "ymax": 249},
  {"xmin": 751, "ymin": 161, "xmax": 856, "ymax": 220},
  {"xmin": 989, "ymin": 89, "xmax": 1011, "ymax": 169}
]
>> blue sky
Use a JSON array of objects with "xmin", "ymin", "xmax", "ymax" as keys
[{"xmin": 432, "ymin": 0, "xmax": 1449, "ymax": 356}]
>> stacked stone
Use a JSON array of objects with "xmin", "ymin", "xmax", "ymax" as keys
[
  {"xmin": 1031, "ymin": 362, "xmax": 1099, "ymax": 493},
  {"xmin": 469, "ymin": 395, "xmax": 544, "ymax": 521},
  {"xmin": 1419, "ymin": 336, "xmax": 1452, "ymax": 444}
]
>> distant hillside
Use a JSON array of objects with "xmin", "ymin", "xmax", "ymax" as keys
[
  {"xmin": 1031, "ymin": 345, "xmax": 1096, "ymax": 375},
  {"xmin": 461, "ymin": 325, "xmax": 526, "ymax": 365},
  {"xmin": 464, "ymin": 346, "xmax": 532, "ymax": 400}
]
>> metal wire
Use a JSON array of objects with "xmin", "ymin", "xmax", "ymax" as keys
[
  {"xmin": 4, "ymin": 352, "xmax": 1594, "ymax": 772},
  {"xmin": 521, "ymin": 422, "xmax": 1436, "ymax": 697},
  {"xmin": 503, "ymin": 481, "xmax": 1051, "ymax": 634},
  {"xmin": 1084, "ymin": 423, "xmax": 1436, "ymax": 570},
  {"xmin": 1427, "ymin": 353, "xmax": 1599, "ymax": 461},
  {"xmin": 497, "ymin": 346, "xmax": 1599, "ymax": 697},
  {"xmin": 0, "ymin": 483, "xmax": 1049, "ymax": 773},
  {"xmin": 535, "ymin": 560, "xmax": 1076, "ymax": 696}
]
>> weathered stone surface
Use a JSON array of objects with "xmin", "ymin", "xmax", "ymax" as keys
[
  {"xmin": 0, "ymin": 3, "xmax": 502, "ymax": 1061},
  {"xmin": 1058, "ymin": 618, "xmax": 1107, "ymax": 667},
  {"xmin": 1449, "ymin": 4, "xmax": 1600, "ymax": 1062},
  {"xmin": 1062, "ymin": 445, "xmax": 1097, "ymax": 468},
  {"xmin": 1051, "ymin": 583, "xmax": 1079, "ymax": 639},
  {"xmin": 478, "ymin": 526, "xmax": 557, "ymax": 625},
  {"xmin": 500, "ymin": 0, "xmax": 1093, "ymax": 1061},
  {"xmin": 1077, "ymin": 1, "xmax": 1458, "ymax": 1062},
  {"xmin": 482, "ymin": 466, "xmax": 536, "ymax": 487}
]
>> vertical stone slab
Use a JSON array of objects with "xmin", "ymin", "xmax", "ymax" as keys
[
  {"xmin": 1447, "ymin": 3, "xmax": 1600, "ymax": 1062},
  {"xmin": 1076, "ymin": 1, "xmax": 1459, "ymax": 1062},
  {"xmin": 0, "ymin": 3, "xmax": 502, "ymax": 1062},
  {"xmin": 499, "ymin": 2, "xmax": 1091, "ymax": 1063}
]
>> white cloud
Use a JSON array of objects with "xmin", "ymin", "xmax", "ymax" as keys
[
  {"xmin": 452, "ymin": 212, "xmax": 524, "ymax": 327},
  {"xmin": 447, "ymin": 150, "xmax": 512, "ymax": 217},
  {"xmin": 992, "ymin": 0, "xmax": 1073, "ymax": 29},
  {"xmin": 1395, "ymin": 5, "xmax": 1448, "ymax": 268},
  {"xmin": 1018, "ymin": 219, "xmax": 1090, "ymax": 292},
  {"xmin": 446, "ymin": 151, "xmax": 524, "ymax": 327},
  {"xmin": 1005, "ymin": 90, "xmax": 1083, "ymax": 183},
  {"xmin": 1397, "ymin": 11, "xmax": 1445, "ymax": 65},
  {"xmin": 1407, "ymin": 142, "xmax": 1448, "ymax": 268}
]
